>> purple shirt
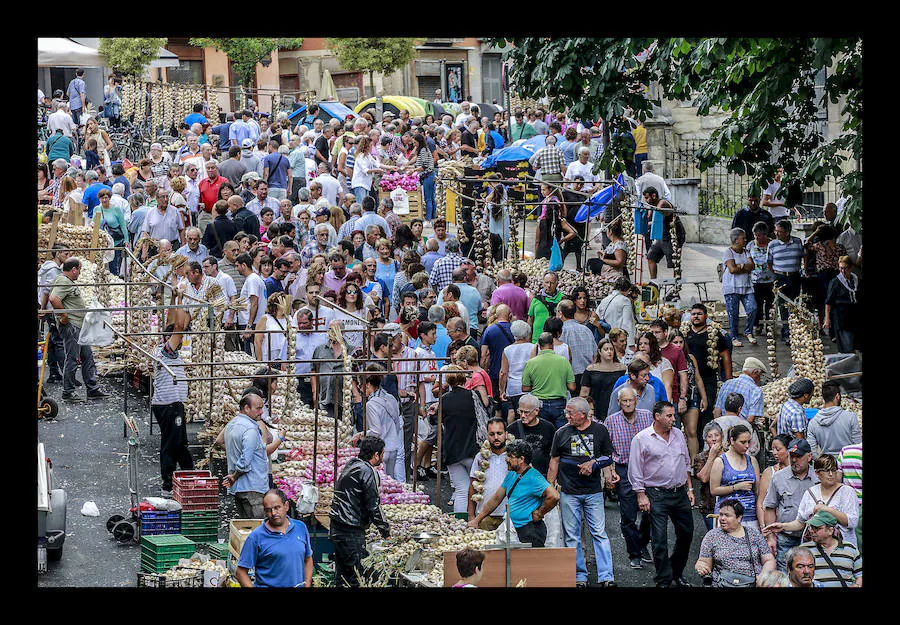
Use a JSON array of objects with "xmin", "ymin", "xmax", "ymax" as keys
[
  {"xmin": 604, "ymin": 409, "xmax": 654, "ymax": 465},
  {"xmin": 323, "ymin": 269, "xmax": 348, "ymax": 294},
  {"xmin": 490, "ymin": 283, "xmax": 531, "ymax": 321},
  {"xmin": 627, "ymin": 424, "xmax": 691, "ymax": 491}
]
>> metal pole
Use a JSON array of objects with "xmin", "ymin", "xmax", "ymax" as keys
[
  {"xmin": 312, "ymin": 398, "xmax": 319, "ymax": 485},
  {"xmin": 435, "ymin": 387, "xmax": 443, "ymax": 512}
]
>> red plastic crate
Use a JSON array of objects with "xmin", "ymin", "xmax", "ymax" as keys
[{"xmin": 173, "ymin": 470, "xmax": 219, "ymax": 511}]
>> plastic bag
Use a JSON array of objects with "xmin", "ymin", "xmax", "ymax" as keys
[
  {"xmin": 81, "ymin": 500, "xmax": 100, "ymax": 516},
  {"xmin": 548, "ymin": 238, "xmax": 563, "ymax": 272},
  {"xmin": 543, "ymin": 506, "xmax": 564, "ymax": 548},
  {"xmin": 144, "ymin": 497, "xmax": 182, "ymax": 511},
  {"xmin": 494, "ymin": 515, "xmax": 522, "ymax": 546},
  {"xmin": 295, "ymin": 482, "xmax": 319, "ymax": 515},
  {"xmin": 77, "ymin": 297, "xmax": 114, "ymax": 346}
]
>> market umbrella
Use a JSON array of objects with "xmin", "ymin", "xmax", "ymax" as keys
[{"xmin": 319, "ymin": 69, "xmax": 337, "ymax": 101}]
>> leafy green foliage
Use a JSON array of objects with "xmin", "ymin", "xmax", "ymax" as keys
[
  {"xmin": 189, "ymin": 38, "xmax": 304, "ymax": 88},
  {"xmin": 491, "ymin": 38, "xmax": 862, "ymax": 230},
  {"xmin": 326, "ymin": 38, "xmax": 420, "ymax": 95},
  {"xmin": 98, "ymin": 38, "xmax": 168, "ymax": 77}
]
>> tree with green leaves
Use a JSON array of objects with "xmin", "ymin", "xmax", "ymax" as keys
[
  {"xmin": 493, "ymin": 38, "xmax": 862, "ymax": 230},
  {"xmin": 326, "ymin": 38, "xmax": 419, "ymax": 99},
  {"xmin": 98, "ymin": 38, "xmax": 168, "ymax": 77},
  {"xmin": 189, "ymin": 38, "xmax": 304, "ymax": 105}
]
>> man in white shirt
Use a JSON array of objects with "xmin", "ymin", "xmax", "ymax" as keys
[
  {"xmin": 762, "ymin": 165, "xmax": 801, "ymax": 220},
  {"xmin": 47, "ymin": 102, "xmax": 78, "ymax": 138},
  {"xmin": 202, "ymin": 256, "xmax": 237, "ymax": 327},
  {"xmin": 634, "ymin": 161, "xmax": 671, "ymax": 201},
  {"xmin": 467, "ymin": 419, "xmax": 509, "ymax": 530},
  {"xmin": 313, "ymin": 162, "xmax": 342, "ymax": 207},
  {"xmin": 565, "ymin": 147, "xmax": 601, "ymax": 192},
  {"xmin": 596, "ymin": 276, "xmax": 637, "ymax": 352},
  {"xmin": 455, "ymin": 102, "xmax": 473, "ymax": 129},
  {"xmin": 236, "ymin": 252, "xmax": 267, "ymax": 355}
]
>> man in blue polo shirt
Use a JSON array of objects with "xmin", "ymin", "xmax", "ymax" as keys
[
  {"xmin": 236, "ymin": 488, "xmax": 314, "ymax": 588},
  {"xmin": 767, "ymin": 219, "xmax": 804, "ymax": 344},
  {"xmin": 184, "ymin": 103, "xmax": 208, "ymax": 128},
  {"xmin": 81, "ymin": 170, "xmax": 107, "ymax": 218}
]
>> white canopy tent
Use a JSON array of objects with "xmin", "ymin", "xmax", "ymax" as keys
[
  {"xmin": 38, "ymin": 38, "xmax": 105, "ymax": 68},
  {"xmin": 37, "ymin": 38, "xmax": 178, "ymax": 69}
]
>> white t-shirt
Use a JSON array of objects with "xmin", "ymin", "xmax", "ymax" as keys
[
  {"xmin": 470, "ymin": 451, "xmax": 508, "ymax": 516},
  {"xmin": 212, "ymin": 271, "xmax": 237, "ymax": 322},
  {"xmin": 313, "ymin": 174, "xmax": 341, "ymax": 206},
  {"xmin": 796, "ymin": 484, "xmax": 859, "ymax": 548},
  {"xmin": 239, "ymin": 272, "xmax": 267, "ymax": 326},
  {"xmin": 415, "ymin": 345, "xmax": 438, "ymax": 404},
  {"xmin": 350, "ymin": 153, "xmax": 380, "ymax": 191},
  {"xmin": 565, "ymin": 160, "xmax": 600, "ymax": 188},
  {"xmin": 763, "ymin": 181, "xmax": 789, "ymax": 218},
  {"xmin": 649, "ymin": 356, "xmax": 674, "ymax": 385}
]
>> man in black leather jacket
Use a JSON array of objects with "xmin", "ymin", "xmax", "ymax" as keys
[{"xmin": 329, "ymin": 436, "xmax": 391, "ymax": 587}]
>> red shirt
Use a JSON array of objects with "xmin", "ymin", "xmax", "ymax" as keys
[
  {"xmin": 660, "ymin": 342, "xmax": 688, "ymax": 404},
  {"xmin": 198, "ymin": 175, "xmax": 224, "ymax": 213}
]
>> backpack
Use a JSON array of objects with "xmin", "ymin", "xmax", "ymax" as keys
[{"xmin": 535, "ymin": 294, "xmax": 560, "ymax": 318}]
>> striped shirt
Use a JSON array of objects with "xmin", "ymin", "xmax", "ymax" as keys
[
  {"xmin": 800, "ymin": 539, "xmax": 862, "ymax": 587},
  {"xmin": 777, "ymin": 398, "xmax": 807, "ymax": 436},
  {"xmin": 393, "ymin": 345, "xmax": 419, "ymax": 401},
  {"xmin": 152, "ymin": 342, "xmax": 189, "ymax": 405},
  {"xmin": 714, "ymin": 374, "xmax": 764, "ymax": 420},
  {"xmin": 605, "ymin": 409, "xmax": 654, "ymax": 464},
  {"xmin": 838, "ymin": 444, "xmax": 863, "ymax": 503},
  {"xmin": 767, "ymin": 236, "xmax": 803, "ymax": 273}
]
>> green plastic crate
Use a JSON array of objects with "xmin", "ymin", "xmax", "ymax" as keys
[
  {"xmin": 141, "ymin": 534, "xmax": 196, "ymax": 563},
  {"xmin": 200, "ymin": 541, "xmax": 230, "ymax": 560},
  {"xmin": 182, "ymin": 532, "xmax": 218, "ymax": 543},
  {"xmin": 141, "ymin": 554, "xmax": 192, "ymax": 574},
  {"xmin": 181, "ymin": 510, "xmax": 218, "ymax": 522}
]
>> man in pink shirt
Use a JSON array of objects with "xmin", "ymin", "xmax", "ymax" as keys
[
  {"xmin": 323, "ymin": 251, "xmax": 348, "ymax": 294},
  {"xmin": 628, "ymin": 400, "xmax": 695, "ymax": 588},
  {"xmin": 650, "ymin": 320, "xmax": 689, "ymax": 419},
  {"xmin": 490, "ymin": 268, "xmax": 530, "ymax": 321}
]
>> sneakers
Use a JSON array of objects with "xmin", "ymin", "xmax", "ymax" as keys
[
  {"xmin": 61, "ymin": 391, "xmax": 82, "ymax": 401},
  {"xmin": 641, "ymin": 548, "xmax": 653, "ymax": 563},
  {"xmin": 87, "ymin": 388, "xmax": 110, "ymax": 399},
  {"xmin": 672, "ymin": 577, "xmax": 692, "ymax": 588},
  {"xmin": 425, "ymin": 467, "xmax": 439, "ymax": 479},
  {"xmin": 629, "ymin": 558, "xmax": 643, "ymax": 569},
  {"xmin": 416, "ymin": 467, "xmax": 429, "ymax": 481},
  {"xmin": 47, "ymin": 373, "xmax": 63, "ymax": 383},
  {"xmin": 597, "ymin": 580, "xmax": 617, "ymax": 587},
  {"xmin": 575, "ymin": 581, "xmax": 588, "ymax": 588}
]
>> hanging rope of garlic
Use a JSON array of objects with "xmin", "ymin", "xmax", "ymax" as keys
[
  {"xmin": 766, "ymin": 304, "xmax": 779, "ymax": 378},
  {"xmin": 470, "ymin": 434, "xmax": 517, "ymax": 503},
  {"xmin": 506, "ymin": 197, "xmax": 519, "ymax": 269},
  {"xmin": 621, "ymin": 194, "xmax": 636, "ymax": 280},
  {"xmin": 669, "ymin": 215, "xmax": 682, "ymax": 300},
  {"xmin": 150, "ymin": 83, "xmax": 162, "ymax": 134}
]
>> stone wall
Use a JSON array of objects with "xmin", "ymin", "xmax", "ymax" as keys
[{"xmin": 698, "ymin": 215, "xmax": 732, "ymax": 246}]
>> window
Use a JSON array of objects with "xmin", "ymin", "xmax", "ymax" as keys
[
  {"xmin": 168, "ymin": 60, "xmax": 203, "ymax": 85},
  {"xmin": 482, "ymin": 54, "xmax": 502, "ymax": 105}
]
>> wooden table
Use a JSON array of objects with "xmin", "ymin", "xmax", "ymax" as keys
[{"xmin": 442, "ymin": 547, "xmax": 576, "ymax": 587}]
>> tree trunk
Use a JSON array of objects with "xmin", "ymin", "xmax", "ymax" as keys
[{"xmin": 370, "ymin": 71, "xmax": 375, "ymax": 99}]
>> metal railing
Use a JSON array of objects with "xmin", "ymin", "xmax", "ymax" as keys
[{"xmin": 667, "ymin": 139, "xmax": 843, "ymax": 220}]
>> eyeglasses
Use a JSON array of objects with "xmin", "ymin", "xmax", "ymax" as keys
[{"xmin": 815, "ymin": 468, "xmax": 838, "ymax": 475}]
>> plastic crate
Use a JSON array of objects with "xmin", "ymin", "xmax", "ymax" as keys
[
  {"xmin": 183, "ymin": 532, "xmax": 218, "ymax": 544},
  {"xmin": 141, "ymin": 555, "xmax": 194, "ymax": 574},
  {"xmin": 198, "ymin": 541, "xmax": 230, "ymax": 561},
  {"xmin": 141, "ymin": 534, "xmax": 196, "ymax": 557},
  {"xmin": 137, "ymin": 566, "xmax": 204, "ymax": 588},
  {"xmin": 140, "ymin": 510, "xmax": 182, "ymax": 535},
  {"xmin": 173, "ymin": 470, "xmax": 220, "ymax": 510}
]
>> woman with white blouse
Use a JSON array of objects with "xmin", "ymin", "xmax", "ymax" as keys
[{"xmin": 722, "ymin": 227, "xmax": 758, "ymax": 347}]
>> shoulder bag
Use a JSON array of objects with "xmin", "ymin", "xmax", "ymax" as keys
[
  {"xmin": 815, "ymin": 543, "xmax": 850, "ymax": 588},
  {"xmin": 717, "ymin": 529, "xmax": 759, "ymax": 588}
]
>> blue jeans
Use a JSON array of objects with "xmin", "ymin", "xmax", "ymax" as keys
[
  {"xmin": 538, "ymin": 397, "xmax": 567, "ymax": 429},
  {"xmin": 422, "ymin": 171, "xmax": 436, "ymax": 221},
  {"xmin": 560, "ymin": 491, "xmax": 614, "ymax": 582},
  {"xmin": 352, "ymin": 186, "xmax": 368, "ymax": 205},
  {"xmin": 776, "ymin": 534, "xmax": 801, "ymax": 573},
  {"xmin": 724, "ymin": 292, "xmax": 757, "ymax": 339}
]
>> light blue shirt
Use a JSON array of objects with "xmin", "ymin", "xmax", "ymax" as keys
[
  {"xmin": 500, "ymin": 467, "xmax": 551, "ymax": 528},
  {"xmin": 421, "ymin": 251, "xmax": 443, "ymax": 274},
  {"xmin": 437, "ymin": 282, "xmax": 481, "ymax": 331},
  {"xmin": 176, "ymin": 243, "xmax": 210, "ymax": 265},
  {"xmin": 224, "ymin": 413, "xmax": 269, "ymax": 495},
  {"xmin": 355, "ymin": 212, "xmax": 392, "ymax": 238},
  {"xmin": 230, "ymin": 120, "xmax": 258, "ymax": 148}
]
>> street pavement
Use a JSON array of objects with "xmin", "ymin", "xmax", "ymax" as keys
[{"xmin": 37, "ymin": 218, "xmax": 837, "ymax": 587}]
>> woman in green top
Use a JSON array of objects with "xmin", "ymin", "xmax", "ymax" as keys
[{"xmin": 97, "ymin": 187, "xmax": 129, "ymax": 275}]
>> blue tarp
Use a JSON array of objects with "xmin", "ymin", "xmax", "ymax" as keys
[
  {"xmin": 480, "ymin": 134, "xmax": 551, "ymax": 168},
  {"xmin": 573, "ymin": 174, "xmax": 625, "ymax": 223},
  {"xmin": 318, "ymin": 101, "xmax": 358, "ymax": 121},
  {"xmin": 287, "ymin": 101, "xmax": 358, "ymax": 122}
]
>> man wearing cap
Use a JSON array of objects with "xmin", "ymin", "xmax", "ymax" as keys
[
  {"xmin": 799, "ymin": 510, "xmax": 862, "ymax": 587},
  {"xmin": 777, "ymin": 378, "xmax": 813, "ymax": 439},
  {"xmin": 312, "ymin": 204, "xmax": 339, "ymax": 247},
  {"xmin": 240, "ymin": 137, "xmax": 264, "ymax": 177},
  {"xmin": 714, "ymin": 357, "xmax": 766, "ymax": 428},
  {"xmin": 240, "ymin": 171, "xmax": 261, "ymax": 205},
  {"xmin": 762, "ymin": 438, "xmax": 818, "ymax": 572}
]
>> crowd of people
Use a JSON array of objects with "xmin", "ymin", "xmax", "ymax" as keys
[{"xmin": 38, "ymin": 90, "xmax": 862, "ymax": 589}]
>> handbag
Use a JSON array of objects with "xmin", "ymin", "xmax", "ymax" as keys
[
  {"xmin": 472, "ymin": 387, "xmax": 490, "ymax": 445},
  {"xmin": 717, "ymin": 529, "xmax": 759, "ymax": 588}
]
